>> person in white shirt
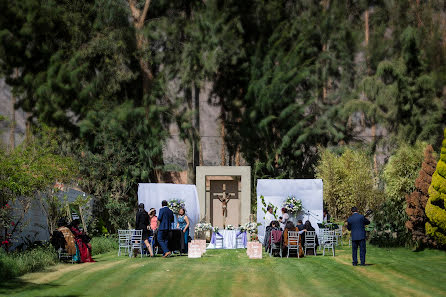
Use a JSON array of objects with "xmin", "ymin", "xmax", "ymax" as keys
[{"xmin": 264, "ymin": 206, "xmax": 276, "ymax": 231}]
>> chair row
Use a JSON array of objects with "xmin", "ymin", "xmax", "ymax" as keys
[{"xmin": 118, "ymin": 229, "xmax": 156, "ymax": 258}]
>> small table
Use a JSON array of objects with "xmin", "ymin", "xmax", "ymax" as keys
[{"xmin": 207, "ymin": 229, "xmax": 247, "ymax": 249}]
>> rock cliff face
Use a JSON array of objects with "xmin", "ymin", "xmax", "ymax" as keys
[
  {"xmin": 0, "ymin": 78, "xmax": 27, "ymax": 148},
  {"xmin": 0, "ymin": 79, "xmax": 228, "ymax": 170}
]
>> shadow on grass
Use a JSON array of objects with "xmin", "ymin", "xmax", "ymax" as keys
[{"xmin": 0, "ymin": 278, "xmax": 82, "ymax": 296}]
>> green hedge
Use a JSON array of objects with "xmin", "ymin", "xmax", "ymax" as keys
[
  {"xmin": 90, "ymin": 235, "xmax": 118, "ymax": 256},
  {"xmin": 0, "ymin": 246, "xmax": 58, "ymax": 282}
]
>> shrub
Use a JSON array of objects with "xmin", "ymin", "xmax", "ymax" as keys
[
  {"xmin": 0, "ymin": 246, "xmax": 58, "ymax": 282},
  {"xmin": 426, "ymin": 129, "xmax": 446, "ymax": 248},
  {"xmin": 370, "ymin": 141, "xmax": 425, "ymax": 247},
  {"xmin": 315, "ymin": 148, "xmax": 384, "ymax": 220},
  {"xmin": 90, "ymin": 235, "xmax": 118, "ymax": 256},
  {"xmin": 405, "ymin": 145, "xmax": 437, "ymax": 248}
]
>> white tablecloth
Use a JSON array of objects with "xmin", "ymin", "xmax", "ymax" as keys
[{"xmin": 207, "ymin": 230, "xmax": 243, "ymax": 249}]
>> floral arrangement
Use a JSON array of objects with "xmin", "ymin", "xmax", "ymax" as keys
[
  {"xmin": 226, "ymin": 224, "xmax": 234, "ymax": 230},
  {"xmin": 260, "ymin": 195, "xmax": 278, "ymax": 219},
  {"xmin": 243, "ymin": 222, "xmax": 260, "ymax": 234},
  {"xmin": 195, "ymin": 222, "xmax": 212, "ymax": 232},
  {"xmin": 213, "ymin": 226, "xmax": 220, "ymax": 234},
  {"xmin": 282, "ymin": 196, "xmax": 303, "ymax": 214},
  {"xmin": 168, "ymin": 199, "xmax": 185, "ymax": 214}
]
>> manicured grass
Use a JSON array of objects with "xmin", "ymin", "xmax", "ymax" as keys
[{"xmin": 1, "ymin": 245, "xmax": 445, "ymax": 297}]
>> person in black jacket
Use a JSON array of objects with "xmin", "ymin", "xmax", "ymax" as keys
[
  {"xmin": 136, "ymin": 203, "xmax": 154, "ymax": 257},
  {"xmin": 347, "ymin": 206, "xmax": 370, "ymax": 266}
]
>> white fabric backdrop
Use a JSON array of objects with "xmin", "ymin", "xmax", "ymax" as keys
[
  {"xmin": 256, "ymin": 179, "xmax": 323, "ymax": 242},
  {"xmin": 138, "ymin": 183, "xmax": 200, "ymax": 238}
]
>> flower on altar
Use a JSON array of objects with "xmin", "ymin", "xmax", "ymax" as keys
[
  {"xmin": 195, "ymin": 222, "xmax": 212, "ymax": 232},
  {"xmin": 168, "ymin": 199, "xmax": 185, "ymax": 214},
  {"xmin": 243, "ymin": 222, "xmax": 260, "ymax": 234},
  {"xmin": 282, "ymin": 196, "xmax": 303, "ymax": 214},
  {"xmin": 226, "ymin": 224, "xmax": 234, "ymax": 230}
]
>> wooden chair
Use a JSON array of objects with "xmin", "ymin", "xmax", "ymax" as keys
[
  {"xmin": 269, "ymin": 231, "xmax": 282, "ymax": 258},
  {"xmin": 129, "ymin": 229, "xmax": 143, "ymax": 258},
  {"xmin": 322, "ymin": 230, "xmax": 335, "ymax": 256}
]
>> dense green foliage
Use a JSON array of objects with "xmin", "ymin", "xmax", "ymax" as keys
[
  {"xmin": 370, "ymin": 142, "xmax": 426, "ymax": 247},
  {"xmin": 0, "ymin": 245, "xmax": 58, "ymax": 282},
  {"xmin": 0, "ymin": 127, "xmax": 77, "ymax": 249},
  {"xmin": 315, "ymin": 148, "xmax": 384, "ymax": 220},
  {"xmin": 90, "ymin": 235, "xmax": 118, "ymax": 256},
  {"xmin": 0, "ymin": 0, "xmax": 445, "ymax": 235},
  {"xmin": 426, "ymin": 129, "xmax": 446, "ymax": 247}
]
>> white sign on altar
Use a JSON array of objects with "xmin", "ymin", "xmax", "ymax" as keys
[
  {"xmin": 138, "ymin": 183, "xmax": 200, "ymax": 238},
  {"xmin": 256, "ymin": 179, "xmax": 323, "ymax": 242}
]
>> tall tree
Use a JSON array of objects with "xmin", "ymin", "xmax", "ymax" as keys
[
  {"xmin": 426, "ymin": 129, "xmax": 446, "ymax": 248},
  {"xmin": 406, "ymin": 144, "xmax": 437, "ymax": 249}
]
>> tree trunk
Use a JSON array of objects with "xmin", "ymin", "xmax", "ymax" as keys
[
  {"xmin": 220, "ymin": 108, "xmax": 226, "ymax": 166},
  {"xmin": 9, "ymin": 93, "xmax": 15, "ymax": 151},
  {"xmin": 127, "ymin": 0, "xmax": 154, "ymax": 102},
  {"xmin": 371, "ymin": 123, "xmax": 378, "ymax": 175}
]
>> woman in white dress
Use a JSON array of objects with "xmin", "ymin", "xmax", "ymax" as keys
[{"xmin": 279, "ymin": 208, "xmax": 289, "ymax": 230}]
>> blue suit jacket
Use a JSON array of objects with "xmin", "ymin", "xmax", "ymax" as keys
[
  {"xmin": 158, "ymin": 206, "xmax": 174, "ymax": 231},
  {"xmin": 347, "ymin": 213, "xmax": 370, "ymax": 241}
]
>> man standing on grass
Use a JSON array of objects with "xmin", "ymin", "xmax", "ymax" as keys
[
  {"xmin": 347, "ymin": 206, "xmax": 370, "ymax": 266},
  {"xmin": 158, "ymin": 200, "xmax": 174, "ymax": 258}
]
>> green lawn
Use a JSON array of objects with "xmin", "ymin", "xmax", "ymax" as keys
[{"xmin": 1, "ymin": 245, "xmax": 445, "ymax": 297}]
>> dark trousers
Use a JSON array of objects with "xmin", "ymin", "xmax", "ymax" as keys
[
  {"xmin": 352, "ymin": 239, "xmax": 366, "ymax": 265},
  {"xmin": 158, "ymin": 230, "xmax": 170, "ymax": 254}
]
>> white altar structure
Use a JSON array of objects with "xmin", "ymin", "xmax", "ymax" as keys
[
  {"xmin": 137, "ymin": 183, "xmax": 200, "ymax": 238},
  {"xmin": 256, "ymin": 179, "xmax": 323, "ymax": 242}
]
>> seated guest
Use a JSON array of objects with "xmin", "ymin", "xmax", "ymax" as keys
[
  {"xmin": 283, "ymin": 221, "xmax": 305, "ymax": 257},
  {"xmin": 57, "ymin": 218, "xmax": 77, "ymax": 256},
  {"xmin": 69, "ymin": 219, "xmax": 95, "ymax": 263},
  {"xmin": 136, "ymin": 203, "xmax": 154, "ymax": 257},
  {"xmin": 302, "ymin": 220, "xmax": 319, "ymax": 255},
  {"xmin": 177, "ymin": 208, "xmax": 190, "ymax": 253},
  {"xmin": 264, "ymin": 221, "xmax": 281, "ymax": 251},
  {"xmin": 296, "ymin": 220, "xmax": 304, "ymax": 231}
]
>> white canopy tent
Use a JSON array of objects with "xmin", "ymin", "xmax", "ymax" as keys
[
  {"xmin": 256, "ymin": 179, "xmax": 323, "ymax": 242},
  {"xmin": 137, "ymin": 183, "xmax": 200, "ymax": 238}
]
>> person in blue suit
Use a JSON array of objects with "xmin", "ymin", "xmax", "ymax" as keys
[
  {"xmin": 347, "ymin": 206, "xmax": 370, "ymax": 266},
  {"xmin": 157, "ymin": 200, "xmax": 174, "ymax": 258}
]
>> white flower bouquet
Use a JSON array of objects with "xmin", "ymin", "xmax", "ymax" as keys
[
  {"xmin": 282, "ymin": 196, "xmax": 303, "ymax": 214},
  {"xmin": 226, "ymin": 224, "xmax": 234, "ymax": 230},
  {"xmin": 243, "ymin": 222, "xmax": 260, "ymax": 234},
  {"xmin": 195, "ymin": 222, "xmax": 212, "ymax": 232},
  {"xmin": 213, "ymin": 226, "xmax": 220, "ymax": 234},
  {"xmin": 168, "ymin": 199, "xmax": 185, "ymax": 214}
]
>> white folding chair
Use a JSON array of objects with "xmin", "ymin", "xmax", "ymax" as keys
[
  {"xmin": 236, "ymin": 232, "xmax": 245, "ymax": 249},
  {"xmin": 269, "ymin": 231, "xmax": 282, "ymax": 258},
  {"xmin": 118, "ymin": 229, "xmax": 132, "ymax": 256},
  {"xmin": 215, "ymin": 232, "xmax": 224, "ymax": 249},
  {"xmin": 318, "ymin": 228, "xmax": 327, "ymax": 250},
  {"xmin": 304, "ymin": 231, "xmax": 317, "ymax": 256},
  {"xmin": 335, "ymin": 225, "xmax": 343, "ymax": 246},
  {"xmin": 129, "ymin": 229, "xmax": 143, "ymax": 258},
  {"xmin": 287, "ymin": 231, "xmax": 300, "ymax": 258},
  {"xmin": 322, "ymin": 230, "xmax": 335, "ymax": 256}
]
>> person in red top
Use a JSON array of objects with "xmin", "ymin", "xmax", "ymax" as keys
[
  {"xmin": 149, "ymin": 208, "xmax": 158, "ymax": 232},
  {"xmin": 69, "ymin": 219, "xmax": 95, "ymax": 263}
]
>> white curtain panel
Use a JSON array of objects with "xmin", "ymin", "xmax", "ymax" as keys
[
  {"xmin": 137, "ymin": 183, "xmax": 200, "ymax": 238},
  {"xmin": 256, "ymin": 179, "xmax": 323, "ymax": 242}
]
